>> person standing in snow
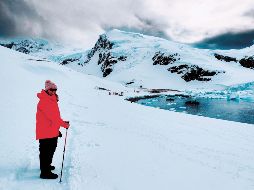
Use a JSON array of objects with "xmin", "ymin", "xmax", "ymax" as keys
[{"xmin": 36, "ymin": 80, "xmax": 70, "ymax": 179}]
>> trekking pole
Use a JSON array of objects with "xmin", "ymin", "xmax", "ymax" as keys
[{"xmin": 59, "ymin": 128, "xmax": 69, "ymax": 183}]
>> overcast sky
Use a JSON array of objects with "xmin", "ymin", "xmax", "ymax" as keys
[{"xmin": 1, "ymin": 0, "xmax": 254, "ymax": 49}]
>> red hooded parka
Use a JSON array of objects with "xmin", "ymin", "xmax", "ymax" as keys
[{"xmin": 36, "ymin": 90, "xmax": 68, "ymax": 140}]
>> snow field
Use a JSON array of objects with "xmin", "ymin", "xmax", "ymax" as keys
[{"xmin": 1, "ymin": 46, "xmax": 254, "ymax": 190}]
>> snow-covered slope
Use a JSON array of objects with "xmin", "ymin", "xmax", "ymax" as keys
[
  {"xmin": 0, "ymin": 37, "xmax": 87, "ymax": 66},
  {"xmin": 214, "ymin": 44, "xmax": 254, "ymax": 60},
  {"xmin": 1, "ymin": 45, "xmax": 254, "ymax": 190},
  {"xmin": 2, "ymin": 30, "xmax": 254, "ymax": 91},
  {"xmin": 62, "ymin": 29, "xmax": 254, "ymax": 90}
]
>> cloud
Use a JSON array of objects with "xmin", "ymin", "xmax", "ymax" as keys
[
  {"xmin": 193, "ymin": 30, "xmax": 254, "ymax": 49},
  {"xmin": 0, "ymin": 0, "xmax": 48, "ymax": 37},
  {"xmin": 244, "ymin": 9, "xmax": 254, "ymax": 18},
  {"xmin": 104, "ymin": 14, "xmax": 171, "ymax": 40},
  {"xmin": 0, "ymin": 2, "xmax": 16, "ymax": 36},
  {"xmin": 25, "ymin": 0, "xmax": 156, "ymax": 48},
  {"xmin": 1, "ymin": 0, "xmax": 254, "ymax": 49}
]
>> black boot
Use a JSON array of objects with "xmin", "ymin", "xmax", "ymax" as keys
[
  {"xmin": 50, "ymin": 165, "xmax": 55, "ymax": 170},
  {"xmin": 40, "ymin": 171, "xmax": 58, "ymax": 179}
]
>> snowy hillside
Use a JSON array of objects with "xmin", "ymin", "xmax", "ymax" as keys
[
  {"xmin": 2, "ymin": 30, "xmax": 254, "ymax": 91},
  {"xmin": 0, "ymin": 38, "xmax": 53, "ymax": 54},
  {"xmin": 67, "ymin": 29, "xmax": 254, "ymax": 90},
  {"xmin": 0, "ymin": 37, "xmax": 87, "ymax": 66},
  {"xmin": 1, "ymin": 42, "xmax": 254, "ymax": 190}
]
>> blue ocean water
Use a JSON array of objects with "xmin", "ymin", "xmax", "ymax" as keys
[{"xmin": 137, "ymin": 95, "xmax": 254, "ymax": 125}]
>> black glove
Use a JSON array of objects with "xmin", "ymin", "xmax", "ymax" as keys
[{"xmin": 58, "ymin": 131, "xmax": 62, "ymax": 138}]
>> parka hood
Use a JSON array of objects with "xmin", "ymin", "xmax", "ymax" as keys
[{"xmin": 37, "ymin": 90, "xmax": 56, "ymax": 101}]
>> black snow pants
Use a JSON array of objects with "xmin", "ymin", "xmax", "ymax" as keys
[{"xmin": 39, "ymin": 137, "xmax": 58, "ymax": 174}]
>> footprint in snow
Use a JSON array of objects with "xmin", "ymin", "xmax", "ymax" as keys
[{"xmin": 95, "ymin": 122, "xmax": 106, "ymax": 127}]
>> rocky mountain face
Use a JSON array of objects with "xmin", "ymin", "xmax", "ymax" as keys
[
  {"xmin": 239, "ymin": 56, "xmax": 254, "ymax": 69},
  {"xmin": 80, "ymin": 31, "xmax": 229, "ymax": 82},
  {"xmin": 0, "ymin": 38, "xmax": 86, "ymax": 67},
  {"xmin": 152, "ymin": 52, "xmax": 180, "ymax": 65},
  {"xmin": 214, "ymin": 53, "xmax": 237, "ymax": 62},
  {"xmin": 1, "ymin": 30, "xmax": 254, "ymax": 87},
  {"xmin": 214, "ymin": 53, "xmax": 254, "ymax": 69},
  {"xmin": 0, "ymin": 38, "xmax": 52, "ymax": 54},
  {"xmin": 168, "ymin": 65, "xmax": 224, "ymax": 82},
  {"xmin": 83, "ymin": 34, "xmax": 127, "ymax": 77}
]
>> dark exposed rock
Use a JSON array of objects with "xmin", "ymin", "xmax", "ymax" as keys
[
  {"xmin": 169, "ymin": 65, "xmax": 188, "ymax": 74},
  {"xmin": 214, "ymin": 53, "xmax": 237, "ymax": 62},
  {"xmin": 0, "ymin": 42, "xmax": 14, "ymax": 49},
  {"xmin": 126, "ymin": 95, "xmax": 160, "ymax": 103},
  {"xmin": 168, "ymin": 64, "xmax": 224, "ymax": 82},
  {"xmin": 103, "ymin": 68, "xmax": 113, "ymax": 77},
  {"xmin": 27, "ymin": 58, "xmax": 50, "ymax": 62},
  {"xmin": 84, "ymin": 34, "xmax": 114, "ymax": 64},
  {"xmin": 96, "ymin": 87, "xmax": 110, "ymax": 91},
  {"xmin": 98, "ymin": 52, "xmax": 118, "ymax": 77},
  {"xmin": 118, "ymin": 56, "xmax": 127, "ymax": 61},
  {"xmin": 61, "ymin": 58, "xmax": 79, "ymax": 65},
  {"xmin": 239, "ymin": 56, "xmax": 254, "ymax": 69},
  {"xmin": 95, "ymin": 34, "xmax": 114, "ymax": 50},
  {"xmin": 126, "ymin": 81, "xmax": 135, "ymax": 85},
  {"xmin": 16, "ymin": 47, "xmax": 30, "ymax": 54},
  {"xmin": 84, "ymin": 34, "xmax": 128, "ymax": 77},
  {"xmin": 152, "ymin": 51, "xmax": 180, "ymax": 65},
  {"xmin": 148, "ymin": 89, "xmax": 162, "ymax": 93},
  {"xmin": 147, "ymin": 89, "xmax": 179, "ymax": 93},
  {"xmin": 185, "ymin": 100, "xmax": 200, "ymax": 106}
]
